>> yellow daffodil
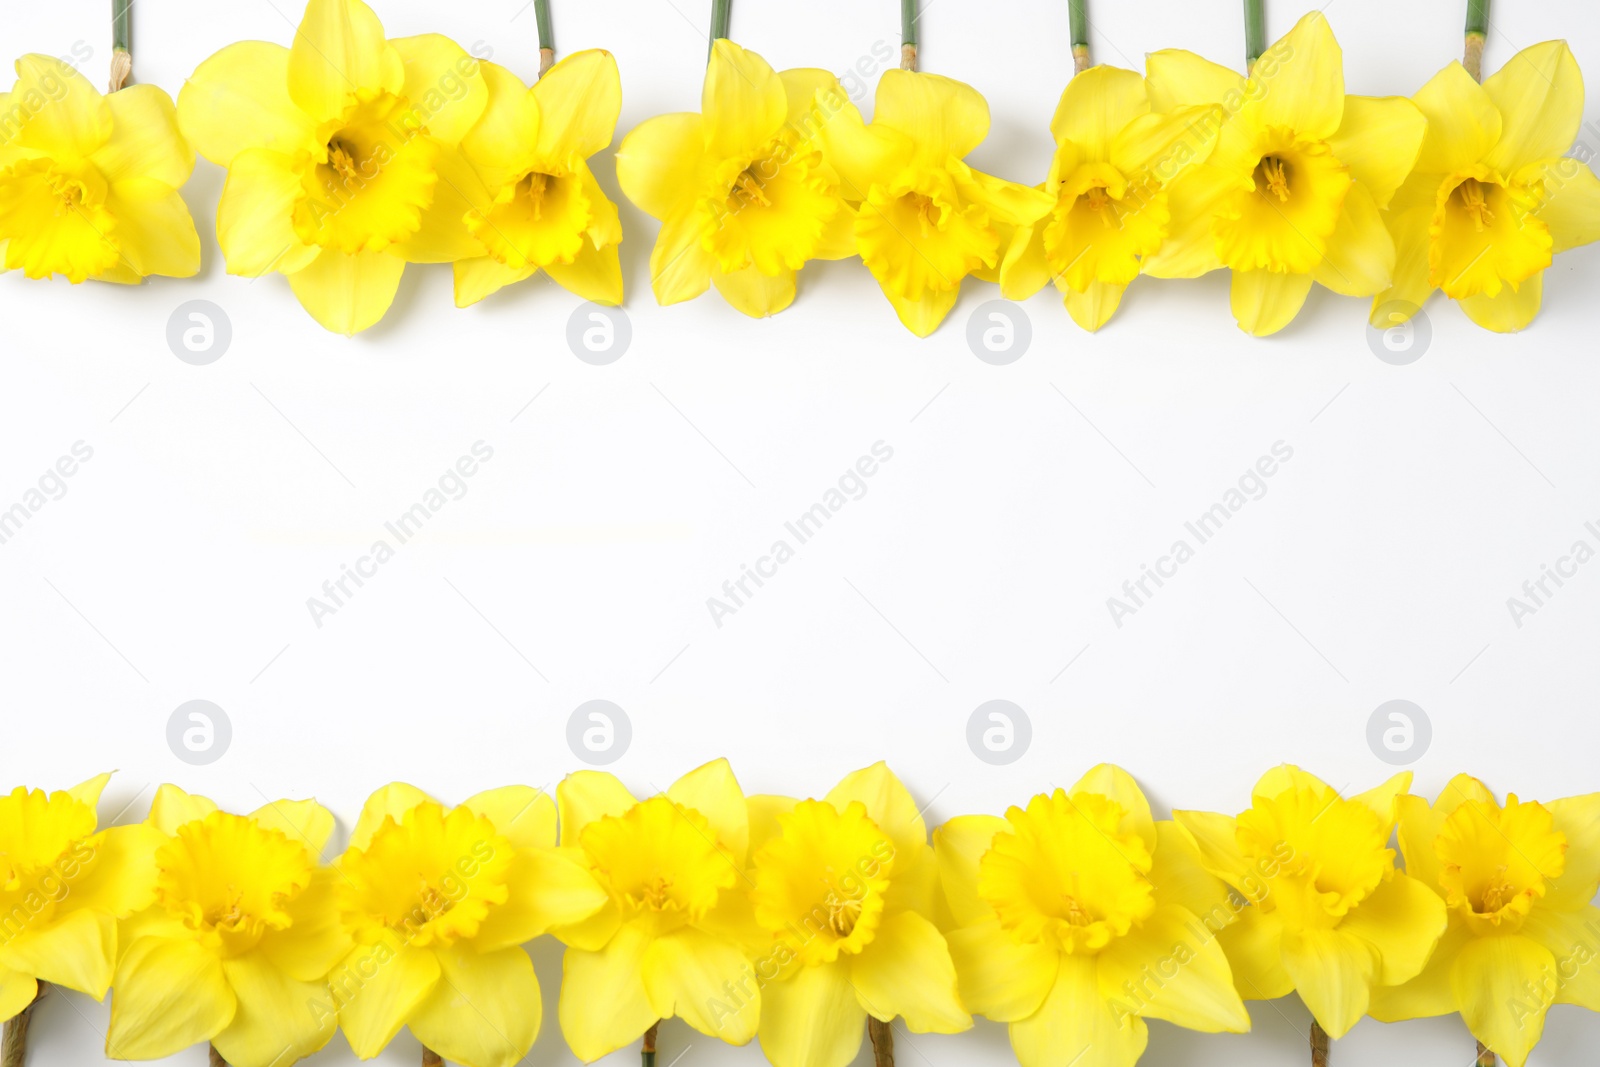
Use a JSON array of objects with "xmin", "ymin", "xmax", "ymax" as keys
[
  {"xmin": 818, "ymin": 71, "xmax": 1056, "ymax": 336},
  {"xmin": 0, "ymin": 56, "xmax": 199, "ymax": 283},
  {"xmin": 554, "ymin": 758, "xmax": 760, "ymax": 1061},
  {"xmin": 105, "ymin": 786, "xmax": 348, "ymax": 1067},
  {"xmin": 1, "ymin": 775, "xmax": 161, "ymax": 1023},
  {"xmin": 1000, "ymin": 66, "xmax": 1221, "ymax": 331},
  {"xmin": 934, "ymin": 765, "xmax": 1249, "ymax": 1067},
  {"xmin": 177, "ymin": 0, "xmax": 493, "ymax": 333},
  {"xmin": 1369, "ymin": 775, "xmax": 1600, "ymax": 1066},
  {"xmin": 1371, "ymin": 42, "xmax": 1600, "ymax": 333},
  {"xmin": 616, "ymin": 40, "xmax": 852, "ymax": 318},
  {"xmin": 745, "ymin": 762, "xmax": 968, "ymax": 1067},
  {"xmin": 1174, "ymin": 766, "xmax": 1446, "ymax": 1040},
  {"xmin": 330, "ymin": 782, "xmax": 608, "ymax": 1067},
  {"xmin": 1142, "ymin": 13, "xmax": 1427, "ymax": 336},
  {"xmin": 450, "ymin": 49, "xmax": 624, "ymax": 308}
]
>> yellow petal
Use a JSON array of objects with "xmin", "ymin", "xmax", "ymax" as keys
[
  {"xmin": 849, "ymin": 910, "xmax": 968, "ymax": 1032},
  {"xmin": 148, "ymin": 784, "xmax": 216, "ymax": 835},
  {"xmin": 1368, "ymin": 920, "xmax": 1469, "ymax": 1022},
  {"xmin": 65, "ymin": 824, "xmax": 164, "ymax": 918},
  {"xmin": 1069, "ymin": 765, "xmax": 1156, "ymax": 852},
  {"xmin": 534, "ymin": 49, "xmax": 621, "ymax": 169},
  {"xmin": 259, "ymin": 867, "xmax": 350, "ymax": 982},
  {"xmin": 885, "ymin": 284, "xmax": 960, "ymax": 339},
  {"xmin": 0, "ymin": 970, "xmax": 37, "ymax": 1024},
  {"xmin": 1009, "ymin": 954, "xmax": 1147, "ymax": 1067},
  {"xmin": 1326, "ymin": 95, "xmax": 1426, "ymax": 209},
  {"xmin": 91, "ymin": 85, "xmax": 193, "ymax": 188},
  {"xmin": 703, "ymin": 40, "xmax": 786, "ymax": 163},
  {"xmin": 873, "ymin": 70, "xmax": 989, "ymax": 164},
  {"xmin": 100, "ymin": 180, "xmax": 200, "ymax": 279},
  {"xmin": 1458, "ymin": 271, "xmax": 1543, "ymax": 333},
  {"xmin": 1482, "ymin": 41, "xmax": 1583, "ymax": 174},
  {"xmin": 1139, "ymin": 162, "xmax": 1240, "ymax": 278},
  {"xmin": 246, "ymin": 798, "xmax": 335, "ymax": 855},
  {"xmin": 460, "ymin": 62, "xmax": 541, "ymax": 192},
  {"xmin": 1230, "ymin": 269, "xmax": 1313, "ymax": 337},
  {"xmin": 336, "ymin": 942, "xmax": 439, "ymax": 1058},
  {"xmin": 780, "ymin": 67, "xmax": 841, "ymax": 132},
  {"xmin": 1523, "ymin": 904, "xmax": 1600, "ymax": 1009},
  {"xmin": 1542, "ymin": 792, "xmax": 1600, "ymax": 908},
  {"xmin": 650, "ymin": 210, "xmax": 715, "ymax": 305},
  {"xmin": 1148, "ymin": 821, "xmax": 1235, "ymax": 923},
  {"xmin": 0, "ymin": 908, "xmax": 114, "ymax": 998},
  {"xmin": 933, "ymin": 815, "xmax": 1005, "ymax": 928},
  {"xmin": 758, "ymin": 960, "xmax": 864, "ymax": 1067},
  {"xmin": 1217, "ymin": 906, "xmax": 1293, "ymax": 1000},
  {"xmin": 8, "ymin": 55, "xmax": 111, "ymax": 158},
  {"xmin": 712, "ymin": 264, "xmax": 796, "ymax": 317},
  {"xmin": 1452, "ymin": 934, "xmax": 1556, "ymax": 1067},
  {"xmin": 556, "ymin": 770, "xmax": 637, "ymax": 846},
  {"xmin": 1251, "ymin": 765, "xmax": 1331, "ymax": 800},
  {"xmin": 1279, "ymin": 927, "xmax": 1377, "ymax": 1039},
  {"xmin": 176, "ymin": 42, "xmax": 319, "ymax": 167},
  {"xmin": 1412, "ymin": 62, "xmax": 1502, "ymax": 175},
  {"xmin": 213, "ymin": 952, "xmax": 337, "ymax": 1067},
  {"xmin": 216, "ymin": 148, "xmax": 320, "ymax": 277},
  {"xmin": 1049, "ymin": 65, "xmax": 1148, "ymax": 161},
  {"xmin": 641, "ymin": 926, "xmax": 759, "ymax": 1042},
  {"xmin": 390, "ymin": 34, "xmax": 489, "ymax": 147},
  {"xmin": 956, "ymin": 167, "xmax": 1056, "ymax": 227},
  {"xmin": 668, "ymin": 757, "xmax": 750, "ymax": 864},
  {"xmin": 1313, "ymin": 182, "xmax": 1395, "ymax": 297},
  {"xmin": 1144, "ymin": 49, "xmax": 1243, "ymax": 112},
  {"xmin": 747, "ymin": 794, "xmax": 798, "ymax": 859},
  {"xmin": 348, "ymin": 783, "xmax": 433, "ymax": 851},
  {"xmin": 107, "ymin": 936, "xmax": 236, "ymax": 1058},
  {"xmin": 286, "ymin": 248, "xmax": 407, "ymax": 335},
  {"xmin": 616, "ymin": 112, "xmax": 703, "ymax": 220},
  {"xmin": 547, "ymin": 895, "xmax": 621, "ymax": 953},
  {"xmin": 1522, "ymin": 157, "xmax": 1600, "ymax": 254},
  {"xmin": 453, "ymin": 255, "xmax": 536, "ymax": 306},
  {"xmin": 1170, "ymin": 810, "xmax": 1246, "ymax": 886},
  {"xmin": 1097, "ymin": 904, "xmax": 1250, "ymax": 1032},
  {"xmin": 67, "ymin": 772, "xmax": 114, "ymax": 813},
  {"xmin": 462, "ymin": 785, "xmax": 557, "ymax": 851},
  {"xmin": 812, "ymin": 97, "xmax": 913, "ymax": 201},
  {"xmin": 1108, "ymin": 104, "xmax": 1222, "ymax": 183},
  {"xmin": 409, "ymin": 944, "xmax": 539, "ymax": 1067},
  {"xmin": 1338, "ymin": 872, "xmax": 1446, "ymax": 985},
  {"xmin": 1242, "ymin": 12, "xmax": 1344, "ymax": 141},
  {"xmin": 1369, "ymin": 179, "xmax": 1438, "ymax": 323},
  {"xmin": 544, "ymin": 240, "xmax": 624, "ymax": 306},
  {"xmin": 824, "ymin": 762, "xmax": 928, "ymax": 860},
  {"xmin": 475, "ymin": 847, "xmax": 609, "ymax": 952},
  {"xmin": 945, "ymin": 919, "xmax": 1057, "ymax": 1022},
  {"xmin": 558, "ymin": 923, "xmax": 657, "ymax": 1061},
  {"xmin": 287, "ymin": 0, "xmax": 404, "ymax": 124},
  {"xmin": 999, "ymin": 222, "xmax": 1050, "ymax": 301}
]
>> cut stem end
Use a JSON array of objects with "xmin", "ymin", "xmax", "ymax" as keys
[
  {"xmin": 1, "ymin": 985, "xmax": 46, "ymax": 1067},
  {"xmin": 1464, "ymin": 32, "xmax": 1487, "ymax": 81},
  {"xmin": 421, "ymin": 1046, "xmax": 443, "ymax": 1067},
  {"xmin": 868, "ymin": 1017, "xmax": 895, "ymax": 1067},
  {"xmin": 1310, "ymin": 1020, "xmax": 1329, "ymax": 1067},
  {"xmin": 642, "ymin": 1021, "xmax": 660, "ymax": 1067},
  {"xmin": 1477, "ymin": 1040, "xmax": 1497, "ymax": 1067}
]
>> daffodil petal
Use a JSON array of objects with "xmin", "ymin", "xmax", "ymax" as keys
[
  {"xmin": 1482, "ymin": 41, "xmax": 1583, "ymax": 174},
  {"xmin": 1242, "ymin": 12, "xmax": 1343, "ymax": 141},
  {"xmin": 0, "ymin": 908, "xmax": 114, "ymax": 998},
  {"xmin": 1412, "ymin": 62, "xmax": 1502, "ymax": 175},
  {"xmin": 812, "ymin": 97, "xmax": 913, "ymax": 202},
  {"xmin": 1312, "ymin": 182, "xmax": 1394, "ymax": 297},
  {"xmin": 712, "ymin": 264, "xmax": 796, "ymax": 317},
  {"xmin": 933, "ymin": 815, "xmax": 1005, "ymax": 928},
  {"xmin": 665, "ymin": 757, "xmax": 750, "ymax": 864},
  {"xmin": 1326, "ymin": 95, "xmax": 1426, "ymax": 209},
  {"xmin": 1230, "ymin": 269, "xmax": 1313, "ymax": 336},
  {"xmin": 0, "ymin": 970, "xmax": 37, "ymax": 1025},
  {"xmin": 67, "ymin": 773, "xmax": 113, "ymax": 813},
  {"xmin": 1009, "ymin": 954, "xmax": 1147, "ymax": 1067},
  {"xmin": 885, "ymin": 281, "xmax": 960, "ymax": 337},
  {"xmin": 213, "ymin": 952, "xmax": 337, "ymax": 1067},
  {"xmin": 544, "ymin": 240, "xmax": 624, "ymax": 306},
  {"xmin": 1144, "ymin": 49, "xmax": 1243, "ymax": 112},
  {"xmin": 848, "ymin": 910, "xmax": 967, "ymax": 1032},
  {"xmin": 1148, "ymin": 821, "xmax": 1234, "ymax": 922},
  {"xmin": 9, "ymin": 55, "xmax": 111, "ymax": 158},
  {"xmin": 1458, "ymin": 271, "xmax": 1543, "ymax": 333},
  {"xmin": 1522, "ymin": 904, "xmax": 1600, "ymax": 1009},
  {"xmin": 107, "ymin": 936, "xmax": 237, "ymax": 1059},
  {"xmin": 101, "ymin": 180, "xmax": 200, "ymax": 279},
  {"xmin": 1338, "ymin": 872, "xmax": 1447, "ymax": 986},
  {"xmin": 1279, "ymin": 927, "xmax": 1376, "ymax": 1039},
  {"xmin": 336, "ymin": 942, "xmax": 440, "ymax": 1059},
  {"xmin": 945, "ymin": 919, "xmax": 1057, "ymax": 1023},
  {"xmin": 247, "ymin": 798, "xmax": 336, "ymax": 855},
  {"xmin": 216, "ymin": 147, "xmax": 321, "ymax": 277},
  {"xmin": 475, "ymin": 847, "xmax": 609, "ymax": 953},
  {"xmin": 462, "ymin": 785, "xmax": 557, "ymax": 852},
  {"xmin": 557, "ymin": 771, "xmax": 637, "ymax": 846},
  {"xmin": 1369, "ymin": 185, "xmax": 1437, "ymax": 325},
  {"xmin": 758, "ymin": 959, "xmax": 865, "ymax": 1067},
  {"xmin": 286, "ymin": 248, "xmax": 407, "ymax": 335},
  {"xmin": 703, "ymin": 40, "xmax": 786, "ymax": 162},
  {"xmin": 460, "ymin": 62, "xmax": 540, "ymax": 190},
  {"xmin": 999, "ymin": 222, "xmax": 1049, "ymax": 301},
  {"xmin": 1139, "ymin": 162, "xmax": 1239, "ymax": 278},
  {"xmin": 1523, "ymin": 158, "xmax": 1600, "ymax": 255},
  {"xmin": 176, "ymin": 42, "xmax": 319, "ymax": 166},
  {"xmin": 616, "ymin": 113, "xmax": 703, "ymax": 220},
  {"xmin": 1170, "ymin": 810, "xmax": 1247, "ymax": 886},
  {"xmin": 259, "ymin": 867, "xmax": 350, "ymax": 982},
  {"xmin": 824, "ymin": 762, "xmax": 928, "ymax": 860},
  {"xmin": 1050, "ymin": 65, "xmax": 1148, "ymax": 160},
  {"xmin": 409, "ymin": 944, "xmax": 539, "ymax": 1067},
  {"xmin": 1217, "ymin": 906, "xmax": 1293, "ymax": 1000},
  {"xmin": 453, "ymin": 255, "xmax": 536, "ymax": 306},
  {"xmin": 1543, "ymin": 792, "xmax": 1600, "ymax": 907},
  {"xmin": 1368, "ymin": 920, "xmax": 1469, "ymax": 1022},
  {"xmin": 533, "ymin": 49, "xmax": 621, "ymax": 169},
  {"xmin": 287, "ymin": 0, "xmax": 404, "ymax": 124},
  {"xmin": 641, "ymin": 926, "xmax": 759, "ymax": 1042},
  {"xmin": 390, "ymin": 34, "xmax": 488, "ymax": 148},
  {"xmin": 559, "ymin": 923, "xmax": 657, "ymax": 1061},
  {"xmin": 1098, "ymin": 904, "xmax": 1249, "ymax": 1033},
  {"xmin": 1452, "ymin": 934, "xmax": 1556, "ymax": 1067},
  {"xmin": 957, "ymin": 168, "xmax": 1056, "ymax": 227},
  {"xmin": 148, "ymin": 784, "xmax": 217, "ymax": 835},
  {"xmin": 1070, "ymin": 765, "xmax": 1156, "ymax": 853},
  {"xmin": 62, "ymin": 824, "xmax": 162, "ymax": 918},
  {"xmin": 873, "ymin": 70, "xmax": 989, "ymax": 164},
  {"xmin": 348, "ymin": 783, "xmax": 433, "ymax": 851},
  {"xmin": 89, "ymin": 85, "xmax": 193, "ymax": 188},
  {"xmin": 1109, "ymin": 105, "xmax": 1222, "ymax": 183},
  {"xmin": 650, "ymin": 210, "xmax": 716, "ymax": 305}
]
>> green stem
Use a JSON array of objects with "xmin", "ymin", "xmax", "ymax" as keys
[
  {"xmin": 110, "ymin": 0, "xmax": 133, "ymax": 89},
  {"xmin": 1464, "ymin": 0, "xmax": 1489, "ymax": 80},
  {"xmin": 1243, "ymin": 0, "xmax": 1265, "ymax": 71},
  {"xmin": 534, "ymin": 0, "xmax": 554, "ymax": 75},
  {"xmin": 1069, "ymin": 0, "xmax": 1090, "ymax": 72},
  {"xmin": 708, "ymin": 0, "xmax": 732, "ymax": 57},
  {"xmin": 901, "ymin": 0, "xmax": 918, "ymax": 70}
]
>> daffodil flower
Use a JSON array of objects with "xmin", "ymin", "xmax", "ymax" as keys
[
  {"xmin": 934, "ymin": 765, "xmax": 1249, "ymax": 1067},
  {"xmin": 331, "ymin": 783, "xmax": 608, "ymax": 1067},
  {"xmin": 1369, "ymin": 775, "xmax": 1600, "ymax": 1066},
  {"xmin": 554, "ymin": 758, "xmax": 760, "ymax": 1061},
  {"xmin": 176, "ymin": 0, "xmax": 494, "ymax": 333},
  {"xmin": 1371, "ymin": 42, "xmax": 1600, "ymax": 333},
  {"xmin": 1142, "ymin": 13, "xmax": 1427, "ymax": 336},
  {"xmin": 450, "ymin": 49, "xmax": 625, "ymax": 308},
  {"xmin": 617, "ymin": 40, "xmax": 853, "ymax": 318},
  {"xmin": 745, "ymin": 762, "xmax": 968, "ymax": 1067},
  {"xmin": 817, "ymin": 70, "xmax": 1055, "ymax": 337},
  {"xmin": 0, "ymin": 775, "xmax": 161, "ymax": 1024},
  {"xmin": 1174, "ymin": 766, "xmax": 1447, "ymax": 1040},
  {"xmin": 105, "ymin": 785, "xmax": 349, "ymax": 1067},
  {"xmin": 1000, "ymin": 66, "xmax": 1222, "ymax": 331},
  {"xmin": 0, "ymin": 56, "xmax": 199, "ymax": 283}
]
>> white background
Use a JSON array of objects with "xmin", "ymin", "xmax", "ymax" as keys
[{"xmin": 4, "ymin": 0, "xmax": 1600, "ymax": 1064}]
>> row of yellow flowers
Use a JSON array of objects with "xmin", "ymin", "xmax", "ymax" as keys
[
  {"xmin": 1, "ymin": 762, "xmax": 1596, "ymax": 1067},
  {"xmin": 2, "ymin": 0, "xmax": 1597, "ymax": 337}
]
